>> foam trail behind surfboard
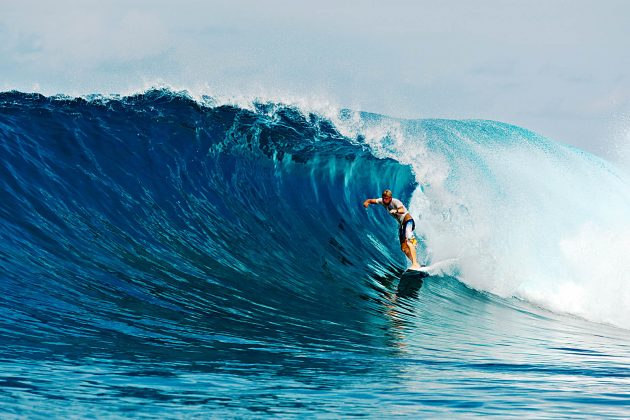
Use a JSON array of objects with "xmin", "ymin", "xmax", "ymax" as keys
[{"xmin": 420, "ymin": 258, "xmax": 460, "ymax": 277}]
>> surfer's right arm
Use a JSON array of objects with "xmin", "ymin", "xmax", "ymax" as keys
[{"xmin": 363, "ymin": 198, "xmax": 381, "ymax": 208}]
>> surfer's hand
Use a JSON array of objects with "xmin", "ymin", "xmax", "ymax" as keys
[{"xmin": 389, "ymin": 209, "xmax": 397, "ymax": 215}]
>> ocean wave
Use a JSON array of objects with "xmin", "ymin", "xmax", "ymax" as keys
[
  {"xmin": 2, "ymin": 87, "xmax": 630, "ymax": 343},
  {"xmin": 0, "ymin": 89, "xmax": 419, "ymax": 357}
]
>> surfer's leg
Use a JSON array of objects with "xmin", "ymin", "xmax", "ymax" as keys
[
  {"xmin": 400, "ymin": 241, "xmax": 419, "ymax": 268},
  {"xmin": 399, "ymin": 225, "xmax": 411, "ymax": 262},
  {"xmin": 406, "ymin": 239, "xmax": 420, "ymax": 269},
  {"xmin": 400, "ymin": 241, "xmax": 411, "ymax": 261},
  {"xmin": 402, "ymin": 219, "xmax": 420, "ymax": 269}
]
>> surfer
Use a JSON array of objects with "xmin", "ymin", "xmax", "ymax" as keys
[{"xmin": 363, "ymin": 189, "xmax": 421, "ymax": 270}]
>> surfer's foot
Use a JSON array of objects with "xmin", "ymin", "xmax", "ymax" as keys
[{"xmin": 409, "ymin": 264, "xmax": 422, "ymax": 271}]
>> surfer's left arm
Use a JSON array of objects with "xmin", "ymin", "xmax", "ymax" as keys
[{"xmin": 363, "ymin": 198, "xmax": 380, "ymax": 208}]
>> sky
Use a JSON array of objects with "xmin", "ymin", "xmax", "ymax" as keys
[{"xmin": 1, "ymin": 0, "xmax": 629, "ymax": 163}]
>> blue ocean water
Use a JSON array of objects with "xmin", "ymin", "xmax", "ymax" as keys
[{"xmin": 1, "ymin": 89, "xmax": 630, "ymax": 417}]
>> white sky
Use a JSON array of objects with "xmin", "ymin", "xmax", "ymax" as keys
[{"xmin": 1, "ymin": 0, "xmax": 629, "ymax": 162}]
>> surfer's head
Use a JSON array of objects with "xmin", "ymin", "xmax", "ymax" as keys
[{"xmin": 382, "ymin": 189, "xmax": 393, "ymax": 203}]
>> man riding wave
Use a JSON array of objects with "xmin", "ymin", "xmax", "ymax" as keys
[{"xmin": 363, "ymin": 189, "xmax": 421, "ymax": 271}]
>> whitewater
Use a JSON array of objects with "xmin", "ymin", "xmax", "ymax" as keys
[{"xmin": 1, "ymin": 89, "xmax": 629, "ymax": 417}]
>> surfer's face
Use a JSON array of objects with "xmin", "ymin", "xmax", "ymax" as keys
[{"xmin": 382, "ymin": 196, "xmax": 392, "ymax": 204}]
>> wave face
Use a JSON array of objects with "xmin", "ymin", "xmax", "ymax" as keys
[{"xmin": 1, "ymin": 89, "xmax": 630, "ymax": 417}]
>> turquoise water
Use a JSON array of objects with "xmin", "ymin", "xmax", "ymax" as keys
[{"xmin": 1, "ymin": 90, "xmax": 629, "ymax": 417}]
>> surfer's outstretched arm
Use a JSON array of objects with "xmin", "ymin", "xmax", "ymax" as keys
[{"xmin": 363, "ymin": 198, "xmax": 379, "ymax": 208}]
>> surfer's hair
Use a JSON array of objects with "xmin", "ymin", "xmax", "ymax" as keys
[{"xmin": 382, "ymin": 189, "xmax": 393, "ymax": 198}]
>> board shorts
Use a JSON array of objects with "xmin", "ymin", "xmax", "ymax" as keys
[{"xmin": 399, "ymin": 217, "xmax": 416, "ymax": 245}]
